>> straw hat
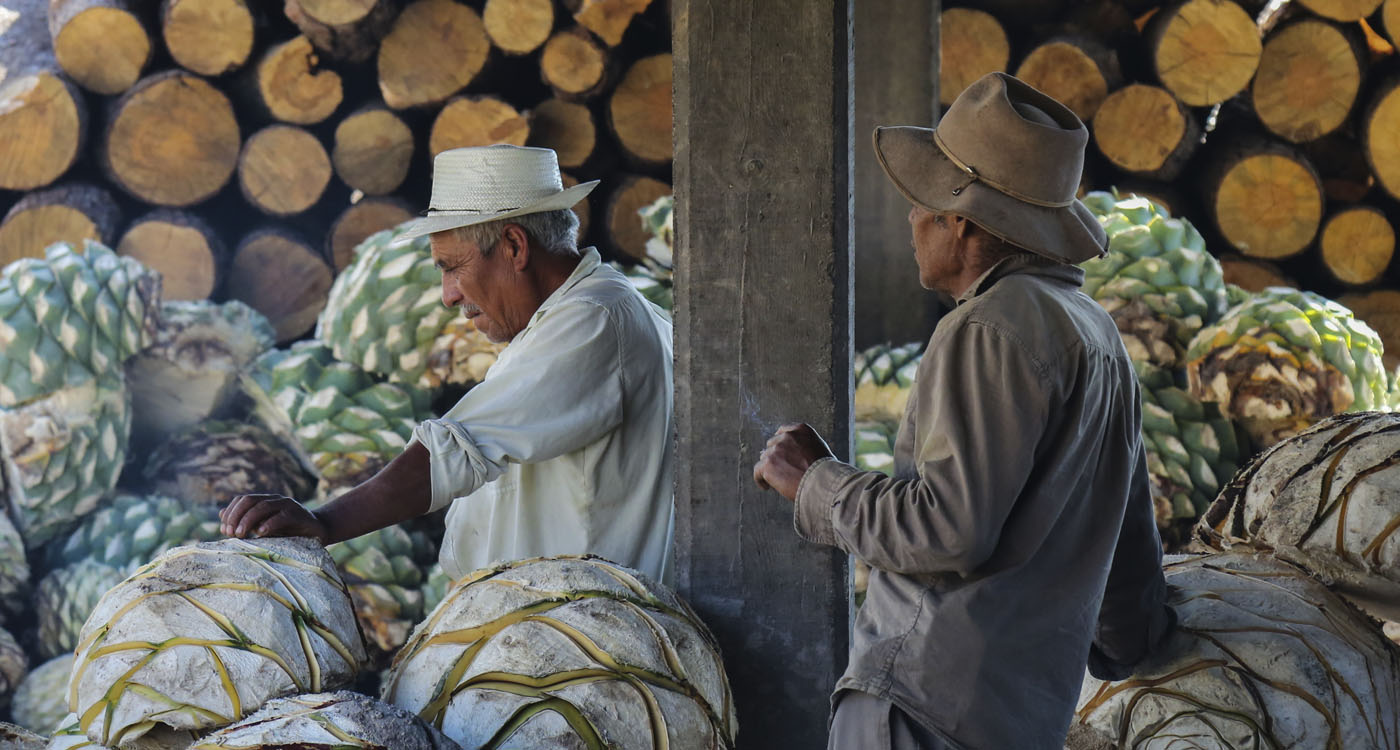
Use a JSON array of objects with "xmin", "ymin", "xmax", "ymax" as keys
[
  {"xmin": 398, "ymin": 145, "xmax": 598, "ymax": 240},
  {"xmin": 874, "ymin": 72, "xmax": 1107, "ymax": 264}
]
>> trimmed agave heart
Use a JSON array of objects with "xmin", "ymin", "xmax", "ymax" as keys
[{"xmin": 188, "ymin": 691, "xmax": 461, "ymax": 750}]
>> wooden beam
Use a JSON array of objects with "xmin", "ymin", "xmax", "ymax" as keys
[
  {"xmin": 672, "ymin": 1, "xmax": 852, "ymax": 747},
  {"xmin": 853, "ymin": 0, "xmax": 942, "ymax": 348}
]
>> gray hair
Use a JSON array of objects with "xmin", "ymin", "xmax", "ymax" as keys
[{"xmin": 451, "ymin": 209, "xmax": 580, "ymax": 258}]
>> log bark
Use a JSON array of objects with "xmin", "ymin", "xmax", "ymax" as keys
[
  {"xmin": 483, "ymin": 0, "xmax": 554, "ymax": 55},
  {"xmin": 103, "ymin": 70, "xmax": 241, "ymax": 207},
  {"xmin": 252, "ymin": 35, "xmax": 344, "ymax": 125},
  {"xmin": 332, "ymin": 104, "xmax": 414, "ymax": 195},
  {"xmin": 116, "ymin": 209, "xmax": 225, "ymax": 301},
  {"xmin": 1319, "ymin": 203, "xmax": 1395, "ymax": 286},
  {"xmin": 0, "ymin": 0, "xmax": 88, "ymax": 191},
  {"xmin": 969, "ymin": 0, "xmax": 1068, "ymax": 24},
  {"xmin": 1303, "ymin": 133, "xmax": 1375, "ymax": 202},
  {"xmin": 1363, "ymin": 75, "xmax": 1400, "ymax": 201},
  {"xmin": 562, "ymin": 172, "xmax": 592, "ymax": 242},
  {"xmin": 608, "ymin": 53, "xmax": 672, "ymax": 167},
  {"xmin": 1219, "ymin": 253, "xmax": 1294, "ymax": 291},
  {"xmin": 1148, "ymin": 0, "xmax": 1262, "ymax": 106},
  {"xmin": 1338, "ymin": 288, "xmax": 1400, "ymax": 369},
  {"xmin": 528, "ymin": 98, "xmax": 596, "ymax": 169},
  {"xmin": 571, "ymin": 0, "xmax": 652, "ymax": 47},
  {"xmin": 377, "ymin": 0, "xmax": 489, "ymax": 109},
  {"xmin": 226, "ymin": 227, "xmax": 334, "ymax": 343},
  {"xmin": 284, "ymin": 0, "xmax": 400, "ymax": 63},
  {"xmin": 238, "ymin": 125, "xmax": 333, "ymax": 217},
  {"xmin": 48, "ymin": 0, "xmax": 150, "ymax": 95},
  {"xmin": 1014, "ymin": 36, "xmax": 1122, "ymax": 123},
  {"xmin": 0, "ymin": 182, "xmax": 120, "ymax": 266},
  {"xmin": 1092, "ymin": 83, "xmax": 1199, "ymax": 180},
  {"xmin": 1298, "ymin": 0, "xmax": 1383, "ymax": 21},
  {"xmin": 540, "ymin": 27, "xmax": 609, "ymax": 99},
  {"xmin": 326, "ymin": 196, "xmax": 415, "ymax": 271},
  {"xmin": 605, "ymin": 174, "xmax": 669, "ymax": 261},
  {"xmin": 938, "ymin": 7, "xmax": 1009, "ymax": 107},
  {"xmin": 160, "ymin": 0, "xmax": 254, "ymax": 76},
  {"xmin": 1252, "ymin": 18, "xmax": 1365, "ymax": 143},
  {"xmin": 1204, "ymin": 137, "xmax": 1325, "ymax": 260},
  {"xmin": 429, "ymin": 95, "xmax": 528, "ymax": 159}
]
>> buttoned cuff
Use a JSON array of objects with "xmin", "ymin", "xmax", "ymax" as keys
[{"xmin": 793, "ymin": 457, "xmax": 858, "ymax": 548}]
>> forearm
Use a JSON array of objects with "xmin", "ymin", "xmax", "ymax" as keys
[{"xmin": 314, "ymin": 442, "xmax": 433, "ymax": 544}]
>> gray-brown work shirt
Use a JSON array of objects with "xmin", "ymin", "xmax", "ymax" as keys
[{"xmin": 796, "ymin": 255, "xmax": 1172, "ymax": 750}]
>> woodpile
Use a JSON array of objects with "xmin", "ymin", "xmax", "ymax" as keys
[
  {"xmin": 0, "ymin": 0, "xmax": 673, "ymax": 342},
  {"xmin": 941, "ymin": 0, "xmax": 1400, "ymax": 351}
]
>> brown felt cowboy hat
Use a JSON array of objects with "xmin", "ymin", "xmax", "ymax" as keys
[{"xmin": 874, "ymin": 72, "xmax": 1108, "ymax": 264}]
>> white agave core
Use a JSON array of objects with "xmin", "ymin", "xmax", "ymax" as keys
[
  {"xmin": 382, "ymin": 556, "xmax": 737, "ymax": 750},
  {"xmin": 70, "ymin": 537, "xmax": 366, "ymax": 748},
  {"xmin": 1072, "ymin": 553, "xmax": 1400, "ymax": 749}
]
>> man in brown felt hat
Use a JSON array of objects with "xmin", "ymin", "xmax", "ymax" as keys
[{"xmin": 753, "ymin": 72, "xmax": 1177, "ymax": 749}]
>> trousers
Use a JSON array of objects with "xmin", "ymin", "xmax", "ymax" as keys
[{"xmin": 828, "ymin": 691, "xmax": 961, "ymax": 750}]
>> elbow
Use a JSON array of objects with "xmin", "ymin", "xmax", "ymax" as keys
[{"xmin": 881, "ymin": 535, "xmax": 996, "ymax": 577}]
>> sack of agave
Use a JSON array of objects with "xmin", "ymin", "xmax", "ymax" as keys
[
  {"xmin": 1068, "ymin": 552, "xmax": 1400, "ymax": 749},
  {"xmin": 381, "ymin": 555, "xmax": 737, "ymax": 749},
  {"xmin": 68, "ymin": 537, "xmax": 366, "ymax": 747},
  {"xmin": 188, "ymin": 691, "xmax": 461, "ymax": 750}
]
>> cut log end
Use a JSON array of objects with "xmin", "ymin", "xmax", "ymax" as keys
[
  {"xmin": 606, "ymin": 175, "xmax": 669, "ymax": 261},
  {"xmin": 105, "ymin": 70, "xmax": 240, "ymax": 207},
  {"xmin": 51, "ymin": 3, "xmax": 150, "ymax": 95},
  {"xmin": 258, "ymin": 35, "xmax": 344, "ymax": 125},
  {"xmin": 239, "ymin": 125, "xmax": 333, "ymax": 217},
  {"xmin": 1219, "ymin": 254, "xmax": 1294, "ymax": 292},
  {"xmin": 541, "ymin": 28, "xmax": 608, "ymax": 97},
  {"xmin": 0, "ymin": 182, "xmax": 120, "ymax": 266},
  {"xmin": 529, "ymin": 98, "xmax": 596, "ymax": 169},
  {"xmin": 333, "ymin": 107, "xmax": 415, "ymax": 195},
  {"xmin": 0, "ymin": 73, "xmax": 86, "ymax": 191},
  {"xmin": 1093, "ymin": 84, "xmax": 1197, "ymax": 180},
  {"xmin": 484, "ymin": 0, "xmax": 555, "ymax": 55},
  {"xmin": 1252, "ymin": 19, "xmax": 1363, "ymax": 143},
  {"xmin": 117, "ymin": 210, "xmax": 222, "ymax": 301},
  {"xmin": 1298, "ymin": 0, "xmax": 1383, "ymax": 21},
  {"xmin": 378, "ymin": 0, "xmax": 489, "ymax": 109},
  {"xmin": 1320, "ymin": 206, "xmax": 1396, "ymax": 286},
  {"xmin": 327, "ymin": 197, "xmax": 415, "ymax": 272},
  {"xmin": 573, "ymin": 0, "xmax": 653, "ymax": 47},
  {"xmin": 609, "ymin": 53, "xmax": 672, "ymax": 166},
  {"xmin": 939, "ymin": 8, "xmax": 1010, "ymax": 107},
  {"xmin": 562, "ymin": 172, "xmax": 591, "ymax": 241},
  {"xmin": 1385, "ymin": 0, "xmax": 1400, "ymax": 46},
  {"xmin": 162, "ymin": 0, "xmax": 255, "ymax": 76},
  {"xmin": 1364, "ymin": 79, "xmax": 1400, "ymax": 202},
  {"xmin": 1210, "ymin": 147, "xmax": 1324, "ymax": 259},
  {"xmin": 226, "ymin": 228, "xmax": 333, "ymax": 343},
  {"xmin": 430, "ymin": 96, "xmax": 529, "ymax": 158},
  {"xmin": 1152, "ymin": 0, "xmax": 1262, "ymax": 106},
  {"xmin": 284, "ymin": 0, "xmax": 398, "ymax": 63},
  {"xmin": 1014, "ymin": 39, "xmax": 1116, "ymax": 123}
]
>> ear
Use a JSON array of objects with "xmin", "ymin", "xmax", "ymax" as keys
[
  {"xmin": 950, "ymin": 215, "xmax": 972, "ymax": 238},
  {"xmin": 501, "ymin": 223, "xmax": 532, "ymax": 271}
]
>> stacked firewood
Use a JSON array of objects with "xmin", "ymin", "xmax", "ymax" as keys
[
  {"xmin": 942, "ymin": 0, "xmax": 1400, "ymax": 362},
  {"xmin": 0, "ymin": 0, "xmax": 672, "ymax": 343}
]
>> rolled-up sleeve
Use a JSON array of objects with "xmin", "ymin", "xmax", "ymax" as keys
[
  {"xmin": 410, "ymin": 300, "xmax": 625, "ymax": 512},
  {"xmin": 795, "ymin": 321, "xmax": 1049, "ymax": 576}
]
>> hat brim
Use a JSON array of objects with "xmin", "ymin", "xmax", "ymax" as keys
[
  {"xmin": 395, "ymin": 179, "xmax": 600, "ymax": 241},
  {"xmin": 873, "ymin": 126, "xmax": 1106, "ymax": 265}
]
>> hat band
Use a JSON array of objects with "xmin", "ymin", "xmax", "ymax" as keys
[
  {"xmin": 427, "ymin": 206, "xmax": 523, "ymax": 215},
  {"xmin": 932, "ymin": 131, "xmax": 1073, "ymax": 209}
]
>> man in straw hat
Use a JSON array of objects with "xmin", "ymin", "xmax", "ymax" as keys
[
  {"xmin": 222, "ymin": 144, "xmax": 676, "ymax": 584},
  {"xmin": 753, "ymin": 73, "xmax": 1176, "ymax": 748}
]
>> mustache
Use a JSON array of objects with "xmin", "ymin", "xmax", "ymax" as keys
[{"xmin": 460, "ymin": 304, "xmax": 482, "ymax": 317}]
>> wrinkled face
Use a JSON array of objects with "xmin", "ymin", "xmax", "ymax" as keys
[
  {"xmin": 908, "ymin": 205, "xmax": 961, "ymax": 293},
  {"xmin": 431, "ymin": 230, "xmax": 524, "ymax": 343}
]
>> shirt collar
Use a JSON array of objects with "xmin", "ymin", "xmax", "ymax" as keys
[
  {"xmin": 954, "ymin": 253, "xmax": 1085, "ymax": 306},
  {"xmin": 524, "ymin": 247, "xmax": 601, "ymax": 328}
]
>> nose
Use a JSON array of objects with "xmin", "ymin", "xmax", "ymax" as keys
[
  {"xmin": 442, "ymin": 282, "xmax": 463, "ymax": 308},
  {"xmin": 908, "ymin": 205, "xmax": 918, "ymax": 225}
]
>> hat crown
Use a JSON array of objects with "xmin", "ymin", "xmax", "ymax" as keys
[
  {"xmin": 937, "ymin": 72, "xmax": 1086, "ymax": 205},
  {"xmin": 429, "ymin": 145, "xmax": 566, "ymax": 213}
]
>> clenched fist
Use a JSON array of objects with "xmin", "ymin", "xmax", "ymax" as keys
[{"xmin": 752, "ymin": 423, "xmax": 834, "ymax": 501}]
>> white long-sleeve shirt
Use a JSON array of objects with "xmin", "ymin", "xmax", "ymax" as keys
[{"xmin": 409, "ymin": 249, "xmax": 674, "ymax": 582}]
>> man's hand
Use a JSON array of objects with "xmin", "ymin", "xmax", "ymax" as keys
[
  {"xmin": 220, "ymin": 494, "xmax": 329, "ymax": 544},
  {"xmin": 753, "ymin": 423, "xmax": 835, "ymax": 501}
]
